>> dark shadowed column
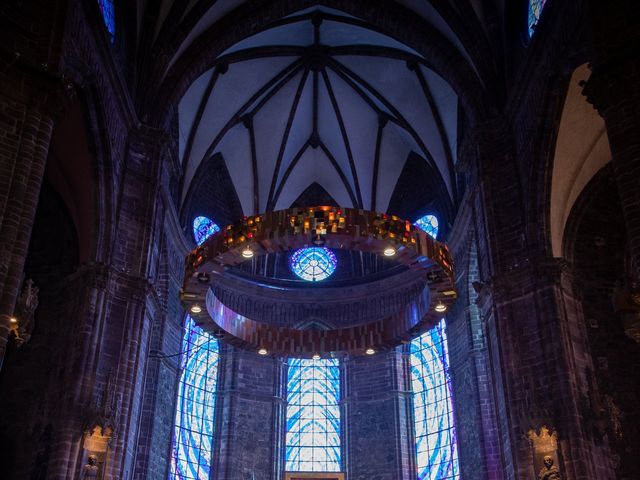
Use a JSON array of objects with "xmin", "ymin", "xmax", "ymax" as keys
[
  {"xmin": 465, "ymin": 118, "xmax": 616, "ymax": 480},
  {"xmin": 583, "ymin": 0, "xmax": 640, "ymax": 282},
  {"xmin": 43, "ymin": 126, "xmax": 167, "ymax": 480},
  {"xmin": 0, "ymin": 78, "xmax": 73, "ymax": 370}
]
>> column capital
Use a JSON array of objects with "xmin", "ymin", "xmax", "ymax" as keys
[
  {"xmin": 582, "ymin": 57, "xmax": 640, "ymax": 115},
  {"xmin": 474, "ymin": 257, "xmax": 574, "ymax": 307}
]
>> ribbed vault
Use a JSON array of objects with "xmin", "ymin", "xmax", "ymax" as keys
[{"xmin": 179, "ymin": 8, "xmax": 459, "ymax": 217}]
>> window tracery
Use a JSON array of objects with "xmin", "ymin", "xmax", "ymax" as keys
[
  {"xmin": 289, "ymin": 247, "xmax": 337, "ymax": 282},
  {"xmin": 415, "ymin": 214, "xmax": 439, "ymax": 240},
  {"xmin": 528, "ymin": 0, "xmax": 547, "ymax": 37},
  {"xmin": 169, "ymin": 316, "xmax": 219, "ymax": 480},
  {"xmin": 285, "ymin": 358, "xmax": 341, "ymax": 472},
  {"xmin": 410, "ymin": 319, "xmax": 459, "ymax": 479},
  {"xmin": 192, "ymin": 216, "xmax": 220, "ymax": 246}
]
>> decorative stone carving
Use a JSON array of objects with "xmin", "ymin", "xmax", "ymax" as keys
[
  {"xmin": 11, "ymin": 278, "xmax": 39, "ymax": 346},
  {"xmin": 82, "ymin": 455, "xmax": 100, "ymax": 479},
  {"xmin": 538, "ymin": 455, "xmax": 562, "ymax": 480},
  {"xmin": 528, "ymin": 427, "xmax": 562, "ymax": 480},
  {"xmin": 612, "ymin": 281, "xmax": 640, "ymax": 343},
  {"xmin": 84, "ymin": 371, "xmax": 120, "ymax": 439}
]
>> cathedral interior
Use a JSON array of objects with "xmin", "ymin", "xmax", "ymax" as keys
[{"xmin": 1, "ymin": 1, "xmax": 640, "ymax": 479}]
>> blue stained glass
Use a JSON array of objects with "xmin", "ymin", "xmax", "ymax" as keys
[
  {"xmin": 193, "ymin": 216, "xmax": 220, "ymax": 246},
  {"xmin": 415, "ymin": 214, "xmax": 439, "ymax": 240},
  {"xmin": 97, "ymin": 0, "xmax": 115, "ymax": 42},
  {"xmin": 285, "ymin": 358, "xmax": 341, "ymax": 472},
  {"xmin": 169, "ymin": 316, "xmax": 219, "ymax": 480},
  {"xmin": 289, "ymin": 247, "xmax": 337, "ymax": 282},
  {"xmin": 410, "ymin": 319, "xmax": 459, "ymax": 480},
  {"xmin": 528, "ymin": 0, "xmax": 547, "ymax": 37}
]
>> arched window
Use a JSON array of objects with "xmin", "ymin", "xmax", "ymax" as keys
[
  {"xmin": 169, "ymin": 316, "xmax": 220, "ymax": 480},
  {"xmin": 410, "ymin": 319, "xmax": 459, "ymax": 479},
  {"xmin": 285, "ymin": 358, "xmax": 341, "ymax": 472},
  {"xmin": 528, "ymin": 0, "xmax": 547, "ymax": 37},
  {"xmin": 415, "ymin": 214, "xmax": 439, "ymax": 240},
  {"xmin": 192, "ymin": 216, "xmax": 220, "ymax": 246},
  {"xmin": 97, "ymin": 0, "xmax": 115, "ymax": 42}
]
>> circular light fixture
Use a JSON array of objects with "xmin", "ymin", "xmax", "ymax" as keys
[
  {"xmin": 290, "ymin": 247, "xmax": 337, "ymax": 282},
  {"xmin": 9, "ymin": 317, "xmax": 17, "ymax": 324},
  {"xmin": 196, "ymin": 272, "xmax": 211, "ymax": 283},
  {"xmin": 182, "ymin": 206, "xmax": 457, "ymax": 356},
  {"xmin": 190, "ymin": 304, "xmax": 202, "ymax": 314},
  {"xmin": 434, "ymin": 302, "xmax": 447, "ymax": 313},
  {"xmin": 241, "ymin": 247, "xmax": 254, "ymax": 258},
  {"xmin": 312, "ymin": 353, "xmax": 321, "ymax": 360}
]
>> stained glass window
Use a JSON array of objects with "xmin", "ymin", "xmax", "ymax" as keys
[
  {"xmin": 192, "ymin": 216, "xmax": 220, "ymax": 246},
  {"xmin": 415, "ymin": 214, "xmax": 439, "ymax": 240},
  {"xmin": 289, "ymin": 247, "xmax": 337, "ymax": 282},
  {"xmin": 285, "ymin": 358, "xmax": 341, "ymax": 472},
  {"xmin": 97, "ymin": 0, "xmax": 115, "ymax": 42},
  {"xmin": 528, "ymin": 0, "xmax": 547, "ymax": 37},
  {"xmin": 169, "ymin": 316, "xmax": 220, "ymax": 480},
  {"xmin": 410, "ymin": 319, "xmax": 459, "ymax": 480}
]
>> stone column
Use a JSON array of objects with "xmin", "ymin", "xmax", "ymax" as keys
[
  {"xmin": 583, "ymin": 1, "xmax": 640, "ymax": 282},
  {"xmin": 131, "ymin": 207, "xmax": 189, "ymax": 479},
  {"xmin": 212, "ymin": 346, "xmax": 286, "ymax": 480},
  {"xmin": 461, "ymin": 116, "xmax": 617, "ymax": 479},
  {"xmin": 0, "ymin": 77, "xmax": 74, "ymax": 370},
  {"xmin": 42, "ymin": 126, "xmax": 167, "ymax": 480},
  {"xmin": 446, "ymin": 232, "xmax": 504, "ymax": 480},
  {"xmin": 474, "ymin": 260, "xmax": 616, "ymax": 480},
  {"xmin": 343, "ymin": 350, "xmax": 415, "ymax": 480}
]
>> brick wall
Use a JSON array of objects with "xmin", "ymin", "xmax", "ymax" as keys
[{"xmin": 343, "ymin": 351, "xmax": 414, "ymax": 480}]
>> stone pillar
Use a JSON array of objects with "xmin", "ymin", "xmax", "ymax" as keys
[
  {"xmin": 474, "ymin": 261, "xmax": 616, "ymax": 480},
  {"xmin": 446, "ymin": 233, "xmax": 504, "ymax": 480},
  {"xmin": 0, "ymin": 77, "xmax": 74, "ymax": 370},
  {"xmin": 132, "ymin": 204, "xmax": 189, "ymax": 480},
  {"xmin": 42, "ymin": 126, "xmax": 167, "ymax": 480},
  {"xmin": 212, "ymin": 346, "xmax": 286, "ymax": 480},
  {"xmin": 459, "ymin": 116, "xmax": 617, "ymax": 479},
  {"xmin": 583, "ymin": 1, "xmax": 640, "ymax": 281},
  {"xmin": 343, "ymin": 350, "xmax": 415, "ymax": 480}
]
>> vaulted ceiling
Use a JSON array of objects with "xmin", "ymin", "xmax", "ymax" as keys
[
  {"xmin": 133, "ymin": 1, "xmax": 502, "ymax": 220},
  {"xmin": 178, "ymin": 9, "xmax": 459, "ymax": 215}
]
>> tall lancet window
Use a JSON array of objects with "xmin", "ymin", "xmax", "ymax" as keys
[
  {"xmin": 97, "ymin": 0, "xmax": 115, "ymax": 42},
  {"xmin": 410, "ymin": 319, "xmax": 459, "ymax": 479},
  {"xmin": 169, "ymin": 316, "xmax": 220, "ymax": 480},
  {"xmin": 285, "ymin": 358, "xmax": 341, "ymax": 472},
  {"xmin": 528, "ymin": 0, "xmax": 547, "ymax": 37}
]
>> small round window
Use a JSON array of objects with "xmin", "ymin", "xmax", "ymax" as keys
[{"xmin": 289, "ymin": 247, "xmax": 337, "ymax": 282}]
